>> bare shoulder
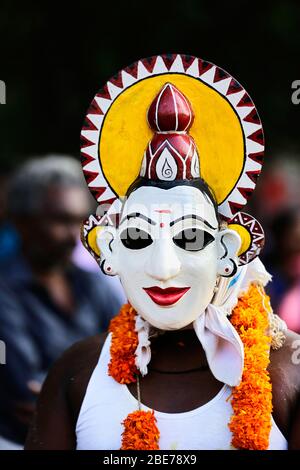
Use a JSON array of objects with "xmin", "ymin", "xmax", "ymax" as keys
[
  {"xmin": 40, "ymin": 332, "xmax": 109, "ymax": 420},
  {"xmin": 60, "ymin": 332, "xmax": 109, "ymax": 420},
  {"xmin": 25, "ymin": 333, "xmax": 109, "ymax": 449},
  {"xmin": 59, "ymin": 332, "xmax": 108, "ymax": 377},
  {"xmin": 269, "ymin": 329, "xmax": 300, "ymax": 438}
]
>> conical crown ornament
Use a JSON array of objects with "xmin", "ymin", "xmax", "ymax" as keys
[{"xmin": 140, "ymin": 83, "xmax": 200, "ymax": 181}]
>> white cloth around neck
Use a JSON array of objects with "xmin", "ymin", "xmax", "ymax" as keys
[{"xmin": 193, "ymin": 258, "xmax": 272, "ymax": 386}]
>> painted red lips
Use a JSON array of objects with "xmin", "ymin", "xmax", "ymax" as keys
[{"xmin": 143, "ymin": 286, "xmax": 190, "ymax": 306}]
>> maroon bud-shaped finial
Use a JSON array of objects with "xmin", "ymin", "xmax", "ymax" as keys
[{"xmin": 147, "ymin": 83, "xmax": 194, "ymax": 133}]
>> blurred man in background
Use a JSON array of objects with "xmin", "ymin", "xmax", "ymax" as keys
[
  {"xmin": 0, "ymin": 168, "xmax": 20, "ymax": 262},
  {"xmin": 266, "ymin": 207, "xmax": 300, "ymax": 334},
  {"xmin": 0, "ymin": 155, "xmax": 124, "ymax": 448}
]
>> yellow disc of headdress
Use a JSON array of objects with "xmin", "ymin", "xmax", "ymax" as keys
[
  {"xmin": 81, "ymin": 54, "xmax": 264, "ymax": 220},
  {"xmin": 80, "ymin": 217, "xmax": 103, "ymax": 260}
]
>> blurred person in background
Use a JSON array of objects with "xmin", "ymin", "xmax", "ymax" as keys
[
  {"xmin": 0, "ymin": 155, "xmax": 124, "ymax": 448},
  {"xmin": 0, "ymin": 169, "xmax": 20, "ymax": 262},
  {"xmin": 266, "ymin": 207, "xmax": 300, "ymax": 333}
]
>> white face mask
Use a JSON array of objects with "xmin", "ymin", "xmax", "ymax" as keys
[{"xmin": 98, "ymin": 185, "xmax": 241, "ymax": 331}]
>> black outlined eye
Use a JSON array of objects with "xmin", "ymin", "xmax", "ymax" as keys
[
  {"xmin": 173, "ymin": 228, "xmax": 214, "ymax": 252},
  {"xmin": 120, "ymin": 227, "xmax": 153, "ymax": 250}
]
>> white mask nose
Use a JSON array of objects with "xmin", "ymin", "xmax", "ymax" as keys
[{"xmin": 144, "ymin": 237, "xmax": 181, "ymax": 282}]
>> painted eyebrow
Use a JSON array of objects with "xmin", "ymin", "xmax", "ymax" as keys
[
  {"xmin": 119, "ymin": 212, "xmax": 156, "ymax": 226},
  {"xmin": 169, "ymin": 214, "xmax": 217, "ymax": 230}
]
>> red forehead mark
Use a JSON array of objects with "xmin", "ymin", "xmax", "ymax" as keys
[
  {"xmin": 154, "ymin": 209, "xmax": 172, "ymax": 214},
  {"xmin": 160, "ymin": 223, "xmax": 165, "ymax": 228}
]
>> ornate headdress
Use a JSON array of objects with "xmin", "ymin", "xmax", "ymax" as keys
[{"xmin": 81, "ymin": 54, "xmax": 265, "ymax": 265}]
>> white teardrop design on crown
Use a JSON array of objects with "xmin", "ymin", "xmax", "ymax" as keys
[
  {"xmin": 191, "ymin": 149, "xmax": 200, "ymax": 177},
  {"xmin": 139, "ymin": 153, "xmax": 147, "ymax": 177},
  {"xmin": 155, "ymin": 148, "xmax": 177, "ymax": 181}
]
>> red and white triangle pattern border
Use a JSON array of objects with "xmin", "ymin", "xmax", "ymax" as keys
[{"xmin": 229, "ymin": 212, "xmax": 265, "ymax": 265}]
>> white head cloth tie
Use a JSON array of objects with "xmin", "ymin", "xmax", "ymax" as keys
[
  {"xmin": 134, "ymin": 314, "xmax": 151, "ymax": 376},
  {"xmin": 134, "ymin": 258, "xmax": 272, "ymax": 386},
  {"xmin": 193, "ymin": 258, "xmax": 272, "ymax": 386}
]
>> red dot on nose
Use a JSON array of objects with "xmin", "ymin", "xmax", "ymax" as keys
[
  {"xmin": 225, "ymin": 268, "xmax": 229, "ymax": 272},
  {"xmin": 160, "ymin": 223, "xmax": 165, "ymax": 228}
]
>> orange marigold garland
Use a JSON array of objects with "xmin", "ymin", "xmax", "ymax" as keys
[
  {"xmin": 108, "ymin": 303, "xmax": 139, "ymax": 384},
  {"xmin": 121, "ymin": 410, "xmax": 160, "ymax": 450},
  {"xmin": 108, "ymin": 304, "xmax": 160, "ymax": 449},
  {"xmin": 108, "ymin": 286, "xmax": 273, "ymax": 450},
  {"xmin": 229, "ymin": 283, "xmax": 273, "ymax": 450}
]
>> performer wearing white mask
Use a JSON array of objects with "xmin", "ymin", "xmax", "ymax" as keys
[{"xmin": 26, "ymin": 55, "xmax": 300, "ymax": 450}]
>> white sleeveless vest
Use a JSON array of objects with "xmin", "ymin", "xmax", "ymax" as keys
[{"xmin": 76, "ymin": 333, "xmax": 287, "ymax": 450}]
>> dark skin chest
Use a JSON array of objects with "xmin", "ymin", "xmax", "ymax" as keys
[{"xmin": 127, "ymin": 330, "xmax": 224, "ymax": 413}]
